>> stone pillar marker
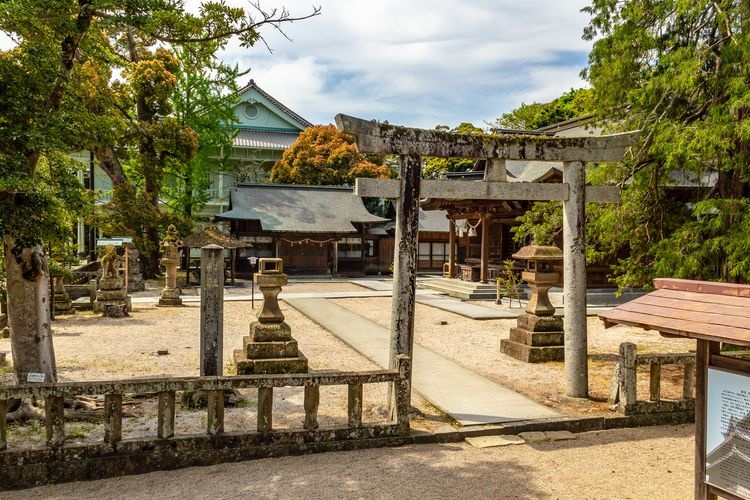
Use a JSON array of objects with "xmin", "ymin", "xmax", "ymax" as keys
[
  {"xmin": 159, "ymin": 225, "xmax": 183, "ymax": 307},
  {"xmin": 234, "ymin": 258, "xmax": 308, "ymax": 374},
  {"xmin": 388, "ymin": 153, "xmax": 421, "ymax": 417},
  {"xmin": 127, "ymin": 247, "xmax": 145, "ymax": 293},
  {"xmin": 200, "ymin": 244, "xmax": 224, "ymax": 376},
  {"xmin": 93, "ymin": 245, "xmax": 130, "ymax": 318},
  {"xmin": 500, "ymin": 244, "xmax": 565, "ymax": 363}
]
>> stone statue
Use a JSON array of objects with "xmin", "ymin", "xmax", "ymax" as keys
[
  {"xmin": 99, "ymin": 245, "xmax": 122, "ymax": 280},
  {"xmin": 94, "ymin": 245, "xmax": 129, "ymax": 317}
]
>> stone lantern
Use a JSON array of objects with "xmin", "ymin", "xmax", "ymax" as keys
[
  {"xmin": 500, "ymin": 244, "xmax": 564, "ymax": 363},
  {"xmin": 512, "ymin": 245, "xmax": 562, "ymax": 317},
  {"xmin": 234, "ymin": 258, "xmax": 308, "ymax": 374},
  {"xmin": 158, "ymin": 224, "xmax": 183, "ymax": 307}
]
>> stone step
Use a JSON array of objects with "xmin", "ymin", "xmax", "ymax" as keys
[
  {"xmin": 420, "ymin": 279, "xmax": 499, "ymax": 300},
  {"xmin": 500, "ymin": 338, "xmax": 564, "ymax": 363},
  {"xmin": 422, "ymin": 286, "xmax": 497, "ymax": 300},
  {"xmin": 242, "ymin": 336, "xmax": 299, "ymax": 359},
  {"xmin": 509, "ymin": 327, "xmax": 563, "ymax": 347},
  {"xmin": 422, "ymin": 278, "xmax": 498, "ymax": 291}
]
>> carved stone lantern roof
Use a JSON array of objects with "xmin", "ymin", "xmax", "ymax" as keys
[
  {"xmin": 512, "ymin": 244, "xmax": 563, "ymax": 262},
  {"xmin": 512, "ymin": 244, "xmax": 562, "ymax": 317}
]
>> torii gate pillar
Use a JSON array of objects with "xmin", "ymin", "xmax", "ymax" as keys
[{"xmin": 563, "ymin": 161, "xmax": 588, "ymax": 397}]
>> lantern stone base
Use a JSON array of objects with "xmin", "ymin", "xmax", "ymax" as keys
[
  {"xmin": 93, "ymin": 289, "xmax": 131, "ymax": 317},
  {"xmin": 54, "ymin": 295, "xmax": 76, "ymax": 315},
  {"xmin": 500, "ymin": 313, "xmax": 564, "ymax": 363},
  {"xmin": 234, "ymin": 321, "xmax": 308, "ymax": 375},
  {"xmin": 158, "ymin": 288, "xmax": 183, "ymax": 307},
  {"xmin": 233, "ymin": 350, "xmax": 309, "ymax": 375},
  {"xmin": 158, "ymin": 297, "xmax": 183, "ymax": 306}
]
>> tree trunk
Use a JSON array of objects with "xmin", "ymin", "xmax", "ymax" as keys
[
  {"xmin": 3, "ymin": 236, "xmax": 57, "ymax": 384},
  {"xmin": 144, "ymin": 225, "xmax": 162, "ymax": 278},
  {"xmin": 92, "ymin": 145, "xmax": 128, "ymax": 186},
  {"xmin": 184, "ymin": 173, "xmax": 194, "ymax": 218}
]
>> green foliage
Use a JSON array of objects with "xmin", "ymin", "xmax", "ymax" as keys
[
  {"xmin": 0, "ymin": 0, "xmax": 320, "ymax": 263},
  {"xmin": 490, "ymin": 88, "xmax": 593, "ymax": 131},
  {"xmin": 495, "ymin": 259, "xmax": 523, "ymax": 307},
  {"xmin": 0, "ymin": 154, "xmax": 93, "ymax": 247},
  {"xmin": 652, "ymin": 199, "xmax": 750, "ymax": 282},
  {"xmin": 422, "ymin": 123, "xmax": 484, "ymax": 179},
  {"xmin": 166, "ymin": 46, "xmax": 244, "ymax": 217},
  {"xmin": 580, "ymin": 0, "xmax": 750, "ymax": 287},
  {"xmin": 511, "ymin": 201, "xmax": 561, "ymax": 247},
  {"xmin": 271, "ymin": 125, "xmax": 395, "ymax": 185}
]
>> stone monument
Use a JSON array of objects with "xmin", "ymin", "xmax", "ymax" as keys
[
  {"xmin": 127, "ymin": 247, "xmax": 145, "ymax": 293},
  {"xmin": 234, "ymin": 258, "xmax": 308, "ymax": 374},
  {"xmin": 52, "ymin": 275, "xmax": 75, "ymax": 315},
  {"xmin": 500, "ymin": 244, "xmax": 565, "ymax": 363},
  {"xmin": 158, "ymin": 225, "xmax": 183, "ymax": 307},
  {"xmin": 93, "ymin": 245, "xmax": 130, "ymax": 318}
]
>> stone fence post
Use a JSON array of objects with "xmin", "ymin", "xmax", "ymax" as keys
[
  {"xmin": 618, "ymin": 342, "xmax": 637, "ymax": 409},
  {"xmin": 200, "ymin": 244, "xmax": 224, "ymax": 376}
]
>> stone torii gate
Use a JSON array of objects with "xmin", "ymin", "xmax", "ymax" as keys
[{"xmin": 336, "ymin": 114, "xmax": 638, "ymax": 400}]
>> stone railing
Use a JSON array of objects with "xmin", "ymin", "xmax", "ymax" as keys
[
  {"xmin": 609, "ymin": 342, "xmax": 695, "ymax": 416},
  {"xmin": 0, "ymin": 356, "xmax": 411, "ymax": 490}
]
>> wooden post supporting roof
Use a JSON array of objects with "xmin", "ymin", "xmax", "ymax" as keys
[{"xmin": 337, "ymin": 113, "xmax": 637, "ymax": 400}]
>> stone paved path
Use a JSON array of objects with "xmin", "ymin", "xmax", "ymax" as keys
[{"xmin": 285, "ymin": 297, "xmax": 559, "ymax": 426}]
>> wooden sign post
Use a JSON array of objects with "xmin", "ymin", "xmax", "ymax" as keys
[
  {"xmin": 601, "ymin": 278, "xmax": 750, "ymax": 500},
  {"xmin": 337, "ymin": 113, "xmax": 637, "ymax": 402}
]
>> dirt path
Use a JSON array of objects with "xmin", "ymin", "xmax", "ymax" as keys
[{"xmin": 2, "ymin": 425, "xmax": 694, "ymax": 499}]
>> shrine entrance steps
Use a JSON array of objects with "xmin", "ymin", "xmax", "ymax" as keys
[
  {"xmin": 285, "ymin": 297, "xmax": 559, "ymax": 426},
  {"xmin": 419, "ymin": 277, "xmax": 514, "ymax": 301}
]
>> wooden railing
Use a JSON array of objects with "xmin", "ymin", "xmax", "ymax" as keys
[
  {"xmin": 0, "ymin": 356, "xmax": 411, "ymax": 488},
  {"xmin": 609, "ymin": 342, "xmax": 695, "ymax": 415}
]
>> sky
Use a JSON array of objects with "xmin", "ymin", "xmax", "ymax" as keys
[
  {"xmin": 0, "ymin": 1, "xmax": 595, "ymax": 130},
  {"xmin": 217, "ymin": 0, "xmax": 595, "ymax": 129}
]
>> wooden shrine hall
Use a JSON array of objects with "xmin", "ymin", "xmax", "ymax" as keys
[{"xmin": 421, "ymin": 159, "xmax": 566, "ymax": 283}]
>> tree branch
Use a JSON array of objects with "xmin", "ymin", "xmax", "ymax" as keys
[{"xmin": 112, "ymin": 4, "xmax": 321, "ymax": 47}]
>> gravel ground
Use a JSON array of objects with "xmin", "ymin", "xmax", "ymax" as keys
[
  {"xmin": 3, "ymin": 425, "xmax": 694, "ymax": 499},
  {"xmin": 0, "ymin": 280, "xmax": 698, "ymax": 497}
]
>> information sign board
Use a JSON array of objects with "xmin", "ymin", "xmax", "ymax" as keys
[{"xmin": 706, "ymin": 367, "xmax": 750, "ymax": 499}]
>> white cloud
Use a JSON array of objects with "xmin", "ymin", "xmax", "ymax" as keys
[
  {"xmin": 2, "ymin": 1, "xmax": 594, "ymax": 129},
  {"xmin": 215, "ymin": 0, "xmax": 594, "ymax": 128},
  {"xmin": 0, "ymin": 32, "xmax": 16, "ymax": 50},
  {"xmin": 512, "ymin": 67, "xmax": 589, "ymax": 105}
]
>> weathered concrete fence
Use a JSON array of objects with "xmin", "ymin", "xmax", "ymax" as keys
[
  {"xmin": 609, "ymin": 342, "xmax": 695, "ymax": 416},
  {"xmin": 0, "ymin": 356, "xmax": 411, "ymax": 490}
]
